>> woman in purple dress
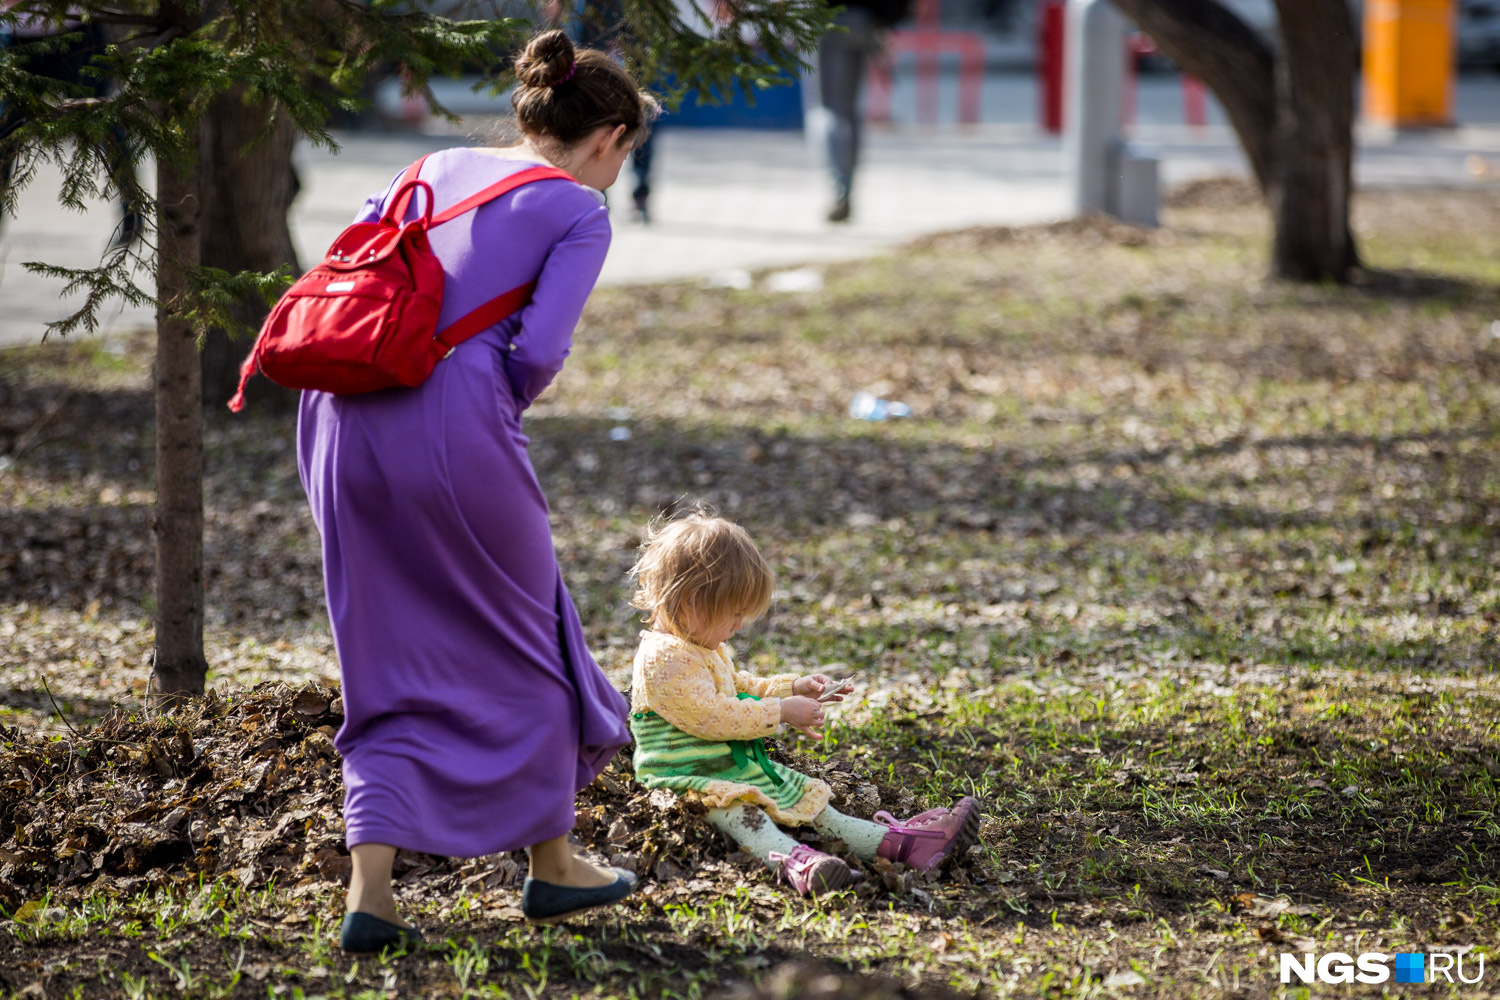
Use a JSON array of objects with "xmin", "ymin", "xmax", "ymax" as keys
[{"xmin": 298, "ymin": 31, "xmax": 657, "ymax": 949}]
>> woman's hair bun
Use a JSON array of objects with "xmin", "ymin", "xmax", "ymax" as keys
[
  {"xmin": 515, "ymin": 29, "xmax": 577, "ymax": 89},
  {"xmin": 509, "ymin": 29, "xmax": 654, "ymax": 148}
]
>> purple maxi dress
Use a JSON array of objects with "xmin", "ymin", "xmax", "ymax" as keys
[{"xmin": 297, "ymin": 148, "xmax": 630, "ymax": 858}]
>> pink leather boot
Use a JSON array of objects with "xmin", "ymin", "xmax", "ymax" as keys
[
  {"xmin": 875, "ymin": 796, "xmax": 982, "ymax": 873},
  {"xmin": 768, "ymin": 844, "xmax": 854, "ymax": 896}
]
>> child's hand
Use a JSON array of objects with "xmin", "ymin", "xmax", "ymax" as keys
[
  {"xmin": 780, "ymin": 695, "xmax": 826, "ymax": 740},
  {"xmin": 793, "ymin": 674, "xmax": 855, "ymax": 703}
]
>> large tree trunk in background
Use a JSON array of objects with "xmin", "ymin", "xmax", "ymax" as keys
[
  {"xmin": 152, "ymin": 121, "xmax": 210, "ymax": 700},
  {"xmin": 199, "ymin": 88, "xmax": 301, "ymax": 411},
  {"xmin": 1268, "ymin": 0, "xmax": 1359, "ymax": 280},
  {"xmin": 1110, "ymin": 0, "xmax": 1359, "ymax": 283},
  {"xmin": 1107, "ymin": 0, "xmax": 1276, "ymax": 188}
]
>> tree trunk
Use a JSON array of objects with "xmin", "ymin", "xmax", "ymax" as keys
[
  {"xmin": 1107, "ymin": 0, "xmax": 1276, "ymax": 190},
  {"xmin": 1111, "ymin": 0, "xmax": 1360, "ymax": 283},
  {"xmin": 151, "ymin": 122, "xmax": 209, "ymax": 700},
  {"xmin": 1267, "ymin": 0, "xmax": 1359, "ymax": 280},
  {"xmin": 199, "ymin": 88, "xmax": 302, "ymax": 411}
]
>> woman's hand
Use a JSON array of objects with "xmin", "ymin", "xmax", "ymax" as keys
[
  {"xmin": 793, "ymin": 674, "xmax": 855, "ymax": 702},
  {"xmin": 779, "ymin": 695, "xmax": 826, "ymax": 740}
]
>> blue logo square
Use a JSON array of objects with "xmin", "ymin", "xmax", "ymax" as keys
[{"xmin": 1394, "ymin": 953, "xmax": 1425, "ymax": 984}]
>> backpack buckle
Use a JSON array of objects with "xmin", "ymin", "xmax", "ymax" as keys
[{"xmin": 443, "ymin": 346, "xmax": 455, "ymax": 359}]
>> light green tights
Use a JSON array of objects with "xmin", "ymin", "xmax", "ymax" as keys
[{"xmin": 705, "ymin": 803, "xmax": 887, "ymax": 866}]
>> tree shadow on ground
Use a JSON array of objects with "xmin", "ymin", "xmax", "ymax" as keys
[
  {"xmin": 0, "ymin": 687, "xmax": 123, "ymax": 725},
  {"xmin": 1011, "ymin": 426, "xmax": 1489, "ymax": 478},
  {"xmin": 5, "ymin": 379, "xmax": 1496, "ymax": 659},
  {"xmin": 524, "ymin": 414, "xmax": 1498, "ymax": 539},
  {"xmin": 1347, "ymin": 266, "xmax": 1500, "ymax": 306}
]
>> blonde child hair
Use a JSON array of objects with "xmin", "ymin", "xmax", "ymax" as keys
[{"xmin": 629, "ymin": 509, "xmax": 774, "ymax": 641}]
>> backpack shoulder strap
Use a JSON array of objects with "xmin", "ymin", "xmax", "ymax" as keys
[
  {"xmin": 428, "ymin": 165, "xmax": 582, "ymax": 354},
  {"xmin": 430, "ymin": 165, "xmax": 574, "ymax": 226},
  {"xmin": 386, "ymin": 155, "xmax": 432, "ymax": 224},
  {"xmin": 434, "ymin": 280, "xmax": 539, "ymax": 354},
  {"xmin": 398, "ymin": 158, "xmax": 427, "ymax": 187}
]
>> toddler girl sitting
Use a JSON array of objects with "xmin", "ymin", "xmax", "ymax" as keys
[{"xmin": 626, "ymin": 511, "xmax": 980, "ymax": 895}]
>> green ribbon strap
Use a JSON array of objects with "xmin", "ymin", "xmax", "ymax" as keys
[{"xmin": 729, "ymin": 692, "xmax": 785, "ymax": 787}]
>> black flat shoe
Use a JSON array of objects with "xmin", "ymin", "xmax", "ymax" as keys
[
  {"xmin": 521, "ymin": 869, "xmax": 637, "ymax": 923},
  {"xmin": 339, "ymin": 911, "xmax": 424, "ymax": 953}
]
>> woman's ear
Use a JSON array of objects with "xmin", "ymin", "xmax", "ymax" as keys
[{"xmin": 603, "ymin": 123, "xmax": 628, "ymax": 156}]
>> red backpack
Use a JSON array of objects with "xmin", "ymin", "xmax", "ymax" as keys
[{"xmin": 228, "ymin": 155, "xmax": 574, "ymax": 411}]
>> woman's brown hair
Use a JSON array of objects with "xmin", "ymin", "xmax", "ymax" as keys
[{"xmin": 511, "ymin": 30, "xmax": 657, "ymax": 152}]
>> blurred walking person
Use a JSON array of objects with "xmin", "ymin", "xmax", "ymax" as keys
[
  {"xmin": 543, "ymin": 0, "xmax": 659, "ymax": 222},
  {"xmin": 811, "ymin": 0, "xmax": 910, "ymax": 223}
]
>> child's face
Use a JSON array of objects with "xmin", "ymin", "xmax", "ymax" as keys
[{"xmin": 681, "ymin": 604, "xmax": 746, "ymax": 648}]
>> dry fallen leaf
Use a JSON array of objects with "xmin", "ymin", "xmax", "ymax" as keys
[
  {"xmin": 1234, "ymin": 892, "xmax": 1315, "ymax": 918},
  {"xmin": 1103, "ymin": 970, "xmax": 1145, "ymax": 988}
]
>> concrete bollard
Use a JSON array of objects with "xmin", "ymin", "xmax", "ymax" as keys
[
  {"xmin": 1064, "ymin": 0, "xmax": 1159, "ymax": 227},
  {"xmin": 1064, "ymin": 0, "xmax": 1126, "ymax": 216},
  {"xmin": 1116, "ymin": 146, "xmax": 1159, "ymax": 226}
]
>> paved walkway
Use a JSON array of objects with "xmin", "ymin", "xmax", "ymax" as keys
[{"xmin": 2, "ymin": 73, "xmax": 1499, "ymax": 347}]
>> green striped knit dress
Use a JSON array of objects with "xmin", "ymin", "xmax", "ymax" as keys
[{"xmin": 629, "ymin": 631, "xmax": 831, "ymax": 824}]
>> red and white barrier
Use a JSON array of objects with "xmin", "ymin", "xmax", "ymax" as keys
[
  {"xmin": 867, "ymin": 0, "xmax": 986, "ymax": 125},
  {"xmin": 1039, "ymin": 0, "xmax": 1208, "ymax": 134}
]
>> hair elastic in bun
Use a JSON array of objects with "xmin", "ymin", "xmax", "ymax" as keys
[{"xmin": 550, "ymin": 60, "xmax": 577, "ymax": 87}]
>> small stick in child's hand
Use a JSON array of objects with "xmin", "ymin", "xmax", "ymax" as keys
[{"xmin": 817, "ymin": 678, "xmax": 856, "ymax": 703}]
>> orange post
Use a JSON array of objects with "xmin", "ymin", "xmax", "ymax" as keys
[{"xmin": 1363, "ymin": 0, "xmax": 1455, "ymax": 127}]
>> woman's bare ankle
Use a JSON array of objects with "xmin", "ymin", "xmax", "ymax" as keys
[
  {"xmin": 346, "ymin": 843, "xmax": 407, "ymax": 927},
  {"xmin": 345, "ymin": 889, "xmax": 405, "ymax": 927},
  {"xmin": 528, "ymin": 852, "xmax": 616, "ymax": 887},
  {"xmin": 566, "ymin": 853, "xmax": 618, "ymax": 887}
]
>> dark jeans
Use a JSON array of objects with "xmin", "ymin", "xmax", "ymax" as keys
[
  {"xmin": 570, "ymin": 0, "xmax": 654, "ymax": 205},
  {"xmin": 817, "ymin": 7, "xmax": 881, "ymax": 199},
  {"xmin": 630, "ymin": 128, "xmax": 654, "ymax": 203}
]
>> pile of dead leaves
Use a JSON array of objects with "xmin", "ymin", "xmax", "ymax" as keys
[
  {"xmin": 0, "ymin": 683, "xmax": 351, "ymax": 912},
  {"xmin": 0, "ymin": 683, "xmax": 984, "ymax": 914}
]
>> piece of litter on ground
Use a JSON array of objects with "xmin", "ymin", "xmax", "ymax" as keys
[
  {"xmin": 764, "ymin": 267, "xmax": 823, "ymax": 293},
  {"xmin": 609, "ymin": 426, "xmax": 632, "ymax": 442},
  {"xmin": 704, "ymin": 268, "xmax": 752, "ymax": 290},
  {"xmin": 849, "ymin": 391, "xmax": 912, "ymax": 421},
  {"xmin": 607, "ymin": 407, "xmax": 631, "ymax": 422}
]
